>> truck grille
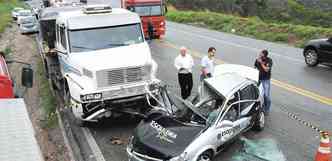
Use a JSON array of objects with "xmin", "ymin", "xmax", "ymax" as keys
[{"xmin": 97, "ymin": 66, "xmax": 148, "ymax": 88}]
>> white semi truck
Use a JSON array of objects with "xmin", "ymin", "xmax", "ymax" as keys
[{"xmin": 37, "ymin": 5, "xmax": 159, "ymax": 125}]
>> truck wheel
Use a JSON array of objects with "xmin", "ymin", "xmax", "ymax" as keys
[
  {"xmin": 63, "ymin": 82, "xmax": 71, "ymax": 107},
  {"xmin": 304, "ymin": 49, "xmax": 319, "ymax": 67}
]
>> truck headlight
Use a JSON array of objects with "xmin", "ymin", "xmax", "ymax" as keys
[
  {"xmin": 143, "ymin": 64, "xmax": 152, "ymax": 78},
  {"xmin": 169, "ymin": 152, "xmax": 188, "ymax": 161},
  {"xmin": 80, "ymin": 93, "xmax": 102, "ymax": 102},
  {"xmin": 83, "ymin": 68, "xmax": 93, "ymax": 78}
]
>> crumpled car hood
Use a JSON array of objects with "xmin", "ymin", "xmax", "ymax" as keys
[{"xmin": 132, "ymin": 116, "xmax": 204, "ymax": 159}]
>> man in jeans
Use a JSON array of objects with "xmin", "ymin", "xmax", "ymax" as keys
[{"xmin": 255, "ymin": 50, "xmax": 273, "ymax": 115}]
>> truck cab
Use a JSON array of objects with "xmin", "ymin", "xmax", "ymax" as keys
[
  {"xmin": 39, "ymin": 5, "xmax": 159, "ymax": 123},
  {"xmin": 125, "ymin": 0, "xmax": 166, "ymax": 39}
]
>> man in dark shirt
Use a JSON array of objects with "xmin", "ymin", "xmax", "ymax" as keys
[{"xmin": 255, "ymin": 50, "xmax": 273, "ymax": 115}]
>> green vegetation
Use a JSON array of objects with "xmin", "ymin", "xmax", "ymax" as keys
[
  {"xmin": 37, "ymin": 59, "xmax": 58, "ymax": 128},
  {"xmin": 0, "ymin": 0, "xmax": 24, "ymax": 33},
  {"xmin": 167, "ymin": 10, "xmax": 332, "ymax": 48},
  {"xmin": 3, "ymin": 46, "xmax": 12, "ymax": 57},
  {"xmin": 169, "ymin": 0, "xmax": 332, "ymax": 28},
  {"xmin": 261, "ymin": 0, "xmax": 332, "ymax": 28}
]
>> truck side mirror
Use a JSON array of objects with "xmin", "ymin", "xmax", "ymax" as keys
[{"xmin": 22, "ymin": 66, "xmax": 33, "ymax": 88}]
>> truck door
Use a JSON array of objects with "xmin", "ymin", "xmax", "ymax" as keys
[{"xmin": 56, "ymin": 24, "xmax": 70, "ymax": 76}]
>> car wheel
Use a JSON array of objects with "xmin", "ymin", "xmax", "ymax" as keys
[
  {"xmin": 254, "ymin": 110, "xmax": 265, "ymax": 131},
  {"xmin": 304, "ymin": 49, "xmax": 319, "ymax": 67},
  {"xmin": 197, "ymin": 151, "xmax": 213, "ymax": 161}
]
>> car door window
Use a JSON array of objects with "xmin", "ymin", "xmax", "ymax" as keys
[{"xmin": 240, "ymin": 85, "xmax": 256, "ymax": 109}]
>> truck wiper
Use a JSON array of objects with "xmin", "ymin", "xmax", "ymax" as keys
[
  {"xmin": 71, "ymin": 45, "xmax": 95, "ymax": 50},
  {"xmin": 106, "ymin": 43, "xmax": 129, "ymax": 47}
]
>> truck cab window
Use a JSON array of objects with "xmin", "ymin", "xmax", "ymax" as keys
[{"xmin": 133, "ymin": 5, "xmax": 162, "ymax": 16}]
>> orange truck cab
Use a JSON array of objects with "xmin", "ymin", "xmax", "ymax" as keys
[
  {"xmin": 125, "ymin": 0, "xmax": 166, "ymax": 39},
  {"xmin": 0, "ymin": 55, "xmax": 14, "ymax": 98}
]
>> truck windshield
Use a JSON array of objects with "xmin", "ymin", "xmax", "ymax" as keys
[
  {"xmin": 131, "ymin": 5, "xmax": 162, "ymax": 16},
  {"xmin": 69, "ymin": 23, "xmax": 144, "ymax": 53}
]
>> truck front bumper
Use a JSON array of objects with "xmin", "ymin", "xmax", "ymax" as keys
[{"xmin": 70, "ymin": 81, "xmax": 159, "ymax": 121}]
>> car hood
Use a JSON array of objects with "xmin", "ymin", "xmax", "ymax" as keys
[
  {"xmin": 70, "ymin": 43, "xmax": 152, "ymax": 71},
  {"xmin": 132, "ymin": 115, "xmax": 204, "ymax": 159},
  {"xmin": 308, "ymin": 38, "xmax": 328, "ymax": 44}
]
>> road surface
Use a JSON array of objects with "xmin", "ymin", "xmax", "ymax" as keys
[{"xmin": 87, "ymin": 22, "xmax": 332, "ymax": 161}]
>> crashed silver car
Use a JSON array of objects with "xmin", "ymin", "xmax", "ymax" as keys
[{"xmin": 127, "ymin": 64, "xmax": 265, "ymax": 161}]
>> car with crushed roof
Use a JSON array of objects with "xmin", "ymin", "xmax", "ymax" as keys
[{"xmin": 126, "ymin": 64, "xmax": 266, "ymax": 161}]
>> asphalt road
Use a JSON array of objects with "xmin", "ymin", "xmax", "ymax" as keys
[{"xmin": 88, "ymin": 22, "xmax": 332, "ymax": 161}]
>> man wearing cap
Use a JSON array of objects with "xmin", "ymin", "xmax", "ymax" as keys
[
  {"xmin": 200, "ymin": 47, "xmax": 216, "ymax": 80},
  {"xmin": 174, "ymin": 47, "xmax": 194, "ymax": 99}
]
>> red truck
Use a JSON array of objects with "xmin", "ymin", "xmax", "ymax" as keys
[
  {"xmin": 124, "ymin": 0, "xmax": 167, "ymax": 39},
  {"xmin": 85, "ymin": 0, "xmax": 167, "ymax": 38},
  {"xmin": 0, "ymin": 54, "xmax": 33, "ymax": 98}
]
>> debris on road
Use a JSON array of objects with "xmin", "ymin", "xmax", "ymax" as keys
[
  {"xmin": 110, "ymin": 136, "xmax": 124, "ymax": 145},
  {"xmin": 232, "ymin": 137, "xmax": 286, "ymax": 161}
]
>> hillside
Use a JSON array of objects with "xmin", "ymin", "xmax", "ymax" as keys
[{"xmin": 168, "ymin": 0, "xmax": 332, "ymax": 28}]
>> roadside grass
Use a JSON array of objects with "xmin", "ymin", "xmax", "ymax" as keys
[
  {"xmin": 37, "ymin": 59, "xmax": 58, "ymax": 128},
  {"xmin": 166, "ymin": 10, "xmax": 332, "ymax": 48},
  {"xmin": 0, "ymin": 0, "xmax": 24, "ymax": 34},
  {"xmin": 3, "ymin": 46, "xmax": 12, "ymax": 57}
]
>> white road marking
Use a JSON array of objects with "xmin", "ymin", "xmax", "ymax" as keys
[
  {"xmin": 168, "ymin": 27, "xmax": 304, "ymax": 64},
  {"xmin": 82, "ymin": 127, "xmax": 106, "ymax": 161}
]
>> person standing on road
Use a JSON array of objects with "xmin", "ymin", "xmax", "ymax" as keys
[
  {"xmin": 255, "ymin": 49, "xmax": 273, "ymax": 115},
  {"xmin": 174, "ymin": 46, "xmax": 194, "ymax": 99},
  {"xmin": 200, "ymin": 47, "xmax": 216, "ymax": 80},
  {"xmin": 147, "ymin": 19, "xmax": 154, "ymax": 40}
]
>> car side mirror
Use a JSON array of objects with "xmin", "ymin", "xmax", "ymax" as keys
[
  {"xmin": 217, "ymin": 120, "xmax": 233, "ymax": 128},
  {"xmin": 22, "ymin": 66, "xmax": 33, "ymax": 88}
]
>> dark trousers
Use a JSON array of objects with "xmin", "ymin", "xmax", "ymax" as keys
[{"xmin": 178, "ymin": 73, "xmax": 193, "ymax": 99}]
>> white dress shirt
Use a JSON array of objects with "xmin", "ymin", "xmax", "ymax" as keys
[{"xmin": 174, "ymin": 54, "xmax": 194, "ymax": 73}]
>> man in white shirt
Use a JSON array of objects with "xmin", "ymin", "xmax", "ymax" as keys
[
  {"xmin": 174, "ymin": 46, "xmax": 194, "ymax": 99},
  {"xmin": 200, "ymin": 47, "xmax": 216, "ymax": 80}
]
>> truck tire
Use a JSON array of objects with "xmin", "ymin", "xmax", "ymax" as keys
[{"xmin": 63, "ymin": 81, "xmax": 71, "ymax": 107}]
